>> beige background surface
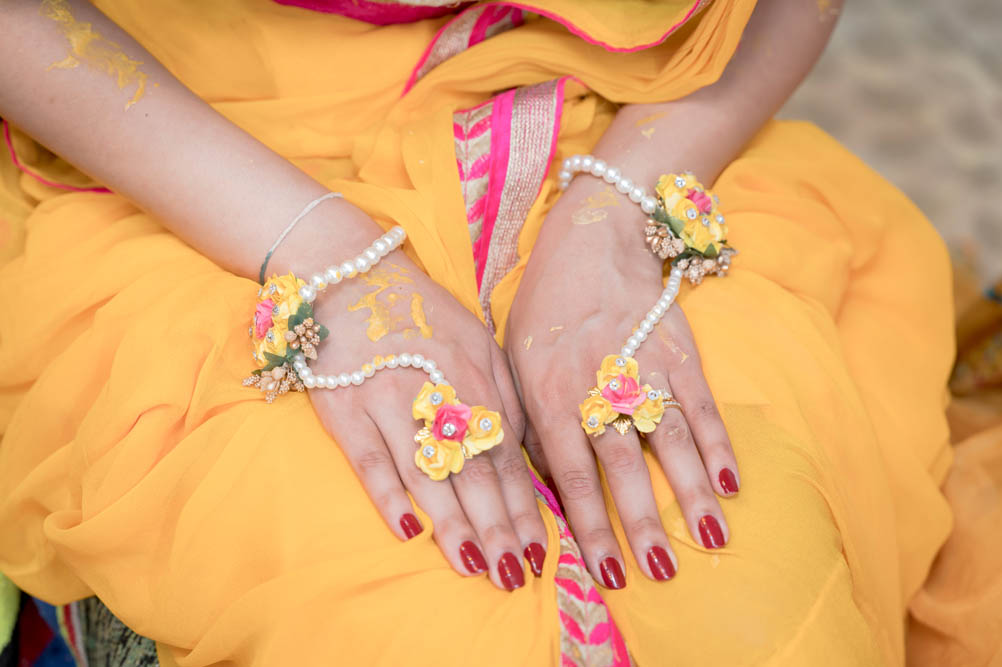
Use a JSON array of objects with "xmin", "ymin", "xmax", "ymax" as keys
[{"xmin": 779, "ymin": 0, "xmax": 1002, "ymax": 283}]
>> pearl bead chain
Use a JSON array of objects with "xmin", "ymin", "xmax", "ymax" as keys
[
  {"xmin": 296, "ymin": 225, "xmax": 407, "ymax": 304},
  {"xmin": 557, "ymin": 154, "xmax": 686, "ymax": 359},
  {"xmin": 559, "ymin": 154, "xmax": 660, "ymax": 215},
  {"xmin": 293, "ymin": 351, "xmax": 449, "ymax": 389}
]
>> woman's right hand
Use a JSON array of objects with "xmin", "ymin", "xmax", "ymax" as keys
[{"xmin": 275, "ymin": 205, "xmax": 547, "ymax": 592}]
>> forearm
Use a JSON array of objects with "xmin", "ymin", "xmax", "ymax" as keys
[
  {"xmin": 593, "ymin": 0, "xmax": 842, "ymax": 188},
  {"xmin": 0, "ymin": 0, "xmax": 375, "ymax": 279}
]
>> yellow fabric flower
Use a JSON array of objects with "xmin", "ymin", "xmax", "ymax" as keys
[
  {"xmin": 680, "ymin": 217, "xmax": 721, "ymax": 255},
  {"xmin": 412, "ymin": 382, "xmax": 459, "ymax": 421},
  {"xmin": 414, "ymin": 434, "xmax": 465, "ymax": 481},
  {"xmin": 262, "ymin": 272, "xmax": 305, "ymax": 320},
  {"xmin": 632, "ymin": 384, "xmax": 667, "ymax": 434},
  {"xmin": 597, "ymin": 354, "xmax": 639, "ymax": 389},
  {"xmin": 670, "ymin": 197, "xmax": 700, "ymax": 224},
  {"xmin": 655, "ymin": 173, "xmax": 698, "ymax": 205},
  {"xmin": 580, "ymin": 395, "xmax": 616, "ymax": 436},
  {"xmin": 253, "ymin": 315, "xmax": 289, "ymax": 365},
  {"xmin": 463, "ymin": 406, "xmax": 504, "ymax": 456}
]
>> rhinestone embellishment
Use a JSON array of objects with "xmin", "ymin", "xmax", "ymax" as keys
[
  {"xmin": 609, "ymin": 379, "xmax": 621, "ymax": 391},
  {"xmin": 442, "ymin": 423, "xmax": 457, "ymax": 437},
  {"xmin": 716, "ymin": 213, "xmax": 725, "ymax": 223},
  {"xmin": 686, "ymin": 208, "xmax": 698, "ymax": 220},
  {"xmin": 479, "ymin": 417, "xmax": 493, "ymax": 431},
  {"xmin": 701, "ymin": 216, "xmax": 711, "ymax": 227},
  {"xmin": 266, "ymin": 331, "xmax": 275, "ymax": 342},
  {"xmin": 674, "ymin": 176, "xmax": 686, "ymax": 188},
  {"xmin": 587, "ymin": 416, "xmax": 599, "ymax": 428},
  {"xmin": 430, "ymin": 391, "xmax": 443, "ymax": 406},
  {"xmin": 422, "ymin": 445, "xmax": 436, "ymax": 458},
  {"xmin": 647, "ymin": 390, "xmax": 660, "ymax": 401},
  {"xmin": 615, "ymin": 357, "xmax": 626, "ymax": 367}
]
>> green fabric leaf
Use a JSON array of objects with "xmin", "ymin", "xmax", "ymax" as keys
[
  {"xmin": 288, "ymin": 301, "xmax": 313, "ymax": 330},
  {"xmin": 316, "ymin": 324, "xmax": 330, "ymax": 341},
  {"xmin": 262, "ymin": 352, "xmax": 287, "ymax": 371}
]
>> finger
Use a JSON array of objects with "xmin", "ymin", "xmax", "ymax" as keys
[
  {"xmin": 449, "ymin": 447, "xmax": 527, "ymax": 591},
  {"xmin": 591, "ymin": 425, "xmax": 677, "ymax": 582},
  {"xmin": 643, "ymin": 373, "xmax": 729, "ymax": 550},
  {"xmin": 362, "ymin": 396, "xmax": 491, "ymax": 579},
  {"xmin": 660, "ymin": 313, "xmax": 740, "ymax": 497},
  {"xmin": 311, "ymin": 392, "xmax": 423, "ymax": 541},
  {"xmin": 541, "ymin": 416, "xmax": 627, "ymax": 589}
]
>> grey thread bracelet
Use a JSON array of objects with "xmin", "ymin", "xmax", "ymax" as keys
[{"xmin": 258, "ymin": 191, "xmax": 342, "ymax": 284}]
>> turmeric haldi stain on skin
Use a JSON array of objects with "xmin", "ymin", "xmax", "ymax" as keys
[
  {"xmin": 348, "ymin": 264, "xmax": 433, "ymax": 342},
  {"xmin": 41, "ymin": 0, "xmax": 149, "ymax": 110},
  {"xmin": 634, "ymin": 111, "xmax": 666, "ymax": 127},
  {"xmin": 571, "ymin": 186, "xmax": 622, "ymax": 226}
]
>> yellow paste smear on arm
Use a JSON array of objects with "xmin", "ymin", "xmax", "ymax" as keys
[
  {"xmin": 571, "ymin": 186, "xmax": 621, "ymax": 226},
  {"xmin": 348, "ymin": 264, "xmax": 433, "ymax": 342},
  {"xmin": 40, "ymin": 0, "xmax": 149, "ymax": 110}
]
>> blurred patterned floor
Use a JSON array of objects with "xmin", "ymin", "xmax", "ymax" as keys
[{"xmin": 780, "ymin": 0, "xmax": 1002, "ymax": 283}]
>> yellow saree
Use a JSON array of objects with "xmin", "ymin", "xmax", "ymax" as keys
[{"xmin": 0, "ymin": 0, "xmax": 998, "ymax": 665}]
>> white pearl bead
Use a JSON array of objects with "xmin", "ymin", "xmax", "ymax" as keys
[
  {"xmin": 373, "ymin": 239, "xmax": 389, "ymax": 255},
  {"xmin": 616, "ymin": 177, "xmax": 633, "ymax": 194},
  {"xmin": 293, "ymin": 360, "xmax": 306, "ymax": 371},
  {"xmin": 652, "ymin": 306, "xmax": 665, "ymax": 319},
  {"xmin": 392, "ymin": 226, "xmax": 407, "ymax": 241},
  {"xmin": 635, "ymin": 329, "xmax": 648, "ymax": 342},
  {"xmin": 354, "ymin": 257, "xmax": 371, "ymax": 273},
  {"xmin": 364, "ymin": 248, "xmax": 379, "ymax": 263},
  {"xmin": 310, "ymin": 274, "xmax": 327, "ymax": 290},
  {"xmin": 670, "ymin": 266, "xmax": 684, "ymax": 277},
  {"xmin": 639, "ymin": 320, "xmax": 653, "ymax": 334},
  {"xmin": 294, "ymin": 353, "xmax": 305, "ymax": 363},
  {"xmin": 314, "ymin": 375, "xmax": 327, "ymax": 389},
  {"xmin": 386, "ymin": 357, "xmax": 399, "ymax": 369},
  {"xmin": 411, "ymin": 353, "xmax": 425, "ymax": 367},
  {"xmin": 303, "ymin": 375, "xmax": 316, "ymax": 389},
  {"xmin": 640, "ymin": 196, "xmax": 657, "ymax": 214},
  {"xmin": 298, "ymin": 285, "xmax": 317, "ymax": 302},
  {"xmin": 581, "ymin": 155, "xmax": 594, "ymax": 170},
  {"xmin": 559, "ymin": 169, "xmax": 572, "ymax": 182},
  {"xmin": 399, "ymin": 353, "xmax": 412, "ymax": 367},
  {"xmin": 559, "ymin": 181, "xmax": 570, "ymax": 191},
  {"xmin": 350, "ymin": 371, "xmax": 365, "ymax": 386},
  {"xmin": 629, "ymin": 186, "xmax": 645, "ymax": 203},
  {"xmin": 603, "ymin": 166, "xmax": 620, "ymax": 183},
  {"xmin": 429, "ymin": 369, "xmax": 444, "ymax": 384},
  {"xmin": 324, "ymin": 267, "xmax": 342, "ymax": 284},
  {"xmin": 590, "ymin": 160, "xmax": 607, "ymax": 177},
  {"xmin": 571, "ymin": 155, "xmax": 583, "ymax": 170},
  {"xmin": 340, "ymin": 261, "xmax": 357, "ymax": 279},
  {"xmin": 421, "ymin": 359, "xmax": 436, "ymax": 371},
  {"xmin": 621, "ymin": 346, "xmax": 634, "ymax": 358},
  {"xmin": 627, "ymin": 334, "xmax": 640, "ymax": 348},
  {"xmin": 562, "ymin": 158, "xmax": 572, "ymax": 171},
  {"xmin": 374, "ymin": 358, "xmax": 385, "ymax": 370},
  {"xmin": 338, "ymin": 373, "xmax": 351, "ymax": 387},
  {"xmin": 362, "ymin": 364, "xmax": 375, "ymax": 378}
]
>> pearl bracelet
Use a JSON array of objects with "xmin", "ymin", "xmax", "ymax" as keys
[
  {"xmin": 558, "ymin": 155, "xmax": 661, "ymax": 215},
  {"xmin": 296, "ymin": 225, "xmax": 407, "ymax": 304}
]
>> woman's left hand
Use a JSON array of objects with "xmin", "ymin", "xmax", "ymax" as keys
[{"xmin": 505, "ymin": 175, "xmax": 740, "ymax": 588}]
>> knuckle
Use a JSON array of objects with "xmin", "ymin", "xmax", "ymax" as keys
[
  {"xmin": 627, "ymin": 515, "xmax": 664, "ymax": 538},
  {"xmin": 456, "ymin": 457, "xmax": 497, "ymax": 485},
  {"xmin": 432, "ymin": 514, "xmax": 469, "ymax": 540},
  {"xmin": 690, "ymin": 400, "xmax": 720, "ymax": 422},
  {"xmin": 480, "ymin": 522, "xmax": 515, "ymax": 547},
  {"xmin": 354, "ymin": 448, "xmax": 394, "ymax": 474},
  {"xmin": 557, "ymin": 468, "xmax": 600, "ymax": 501},
  {"xmin": 600, "ymin": 443, "xmax": 643, "ymax": 476},
  {"xmin": 508, "ymin": 508, "xmax": 542, "ymax": 532},
  {"xmin": 494, "ymin": 452, "xmax": 527, "ymax": 485},
  {"xmin": 579, "ymin": 526, "xmax": 617, "ymax": 550},
  {"xmin": 659, "ymin": 418, "xmax": 691, "ymax": 449}
]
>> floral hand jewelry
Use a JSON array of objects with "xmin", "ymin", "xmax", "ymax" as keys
[
  {"xmin": 242, "ymin": 205, "xmax": 504, "ymax": 479},
  {"xmin": 559, "ymin": 155, "xmax": 737, "ymax": 437}
]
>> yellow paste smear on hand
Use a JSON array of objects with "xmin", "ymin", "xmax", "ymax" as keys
[
  {"xmin": 348, "ymin": 264, "xmax": 433, "ymax": 342},
  {"xmin": 41, "ymin": 0, "xmax": 148, "ymax": 110},
  {"xmin": 633, "ymin": 111, "xmax": 666, "ymax": 127},
  {"xmin": 571, "ymin": 186, "xmax": 621, "ymax": 226}
]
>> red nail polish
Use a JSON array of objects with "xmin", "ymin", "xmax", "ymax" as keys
[
  {"xmin": 400, "ymin": 513, "xmax": 423, "ymax": 539},
  {"xmin": 599, "ymin": 557, "xmax": 626, "ymax": 589},
  {"xmin": 698, "ymin": 515, "xmax": 726, "ymax": 549},
  {"xmin": 647, "ymin": 546, "xmax": 676, "ymax": 581},
  {"xmin": 498, "ymin": 552, "xmax": 525, "ymax": 591},
  {"xmin": 524, "ymin": 542, "xmax": 546, "ymax": 577},
  {"xmin": 460, "ymin": 541, "xmax": 488, "ymax": 573},
  {"xmin": 719, "ymin": 468, "xmax": 739, "ymax": 495}
]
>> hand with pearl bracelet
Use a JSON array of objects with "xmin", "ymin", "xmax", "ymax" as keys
[
  {"xmin": 249, "ymin": 195, "xmax": 548, "ymax": 591},
  {"xmin": 505, "ymin": 152, "xmax": 740, "ymax": 590}
]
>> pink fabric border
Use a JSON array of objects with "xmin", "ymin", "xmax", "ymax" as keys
[
  {"xmin": 2, "ymin": 119, "xmax": 111, "ymax": 194},
  {"xmin": 273, "ymin": 0, "xmax": 468, "ymax": 25},
  {"xmin": 472, "ymin": 89, "xmax": 513, "ymax": 288}
]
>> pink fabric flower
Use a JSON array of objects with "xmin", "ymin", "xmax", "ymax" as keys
[
  {"xmin": 432, "ymin": 403, "xmax": 472, "ymax": 442},
  {"xmin": 687, "ymin": 189, "xmax": 713, "ymax": 213},
  {"xmin": 254, "ymin": 299, "xmax": 275, "ymax": 339},
  {"xmin": 601, "ymin": 374, "xmax": 645, "ymax": 415}
]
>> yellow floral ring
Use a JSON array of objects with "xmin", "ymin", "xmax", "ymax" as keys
[
  {"xmin": 579, "ymin": 355, "xmax": 676, "ymax": 437},
  {"xmin": 413, "ymin": 381, "xmax": 504, "ymax": 480}
]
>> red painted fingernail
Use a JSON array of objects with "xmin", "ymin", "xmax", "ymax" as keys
[
  {"xmin": 698, "ymin": 515, "xmax": 726, "ymax": 549},
  {"xmin": 498, "ymin": 552, "xmax": 525, "ymax": 591},
  {"xmin": 460, "ymin": 541, "xmax": 488, "ymax": 573},
  {"xmin": 400, "ymin": 513, "xmax": 423, "ymax": 539},
  {"xmin": 599, "ymin": 557, "xmax": 626, "ymax": 589},
  {"xmin": 719, "ymin": 468, "xmax": 739, "ymax": 495},
  {"xmin": 647, "ymin": 546, "xmax": 676, "ymax": 581},
  {"xmin": 524, "ymin": 542, "xmax": 546, "ymax": 577}
]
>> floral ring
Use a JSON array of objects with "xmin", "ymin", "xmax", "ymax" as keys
[
  {"xmin": 412, "ymin": 382, "xmax": 505, "ymax": 481},
  {"xmin": 660, "ymin": 392, "xmax": 683, "ymax": 413},
  {"xmin": 579, "ymin": 355, "xmax": 674, "ymax": 437}
]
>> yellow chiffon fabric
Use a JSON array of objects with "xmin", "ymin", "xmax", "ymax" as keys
[{"xmin": 0, "ymin": 0, "xmax": 993, "ymax": 664}]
